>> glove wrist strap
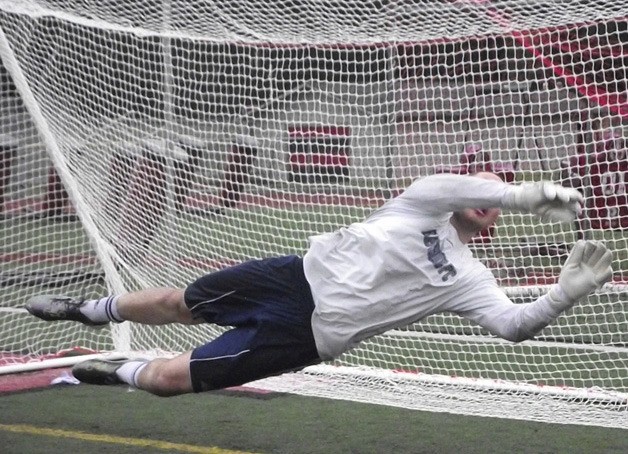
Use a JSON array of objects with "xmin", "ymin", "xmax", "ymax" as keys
[{"xmin": 547, "ymin": 284, "xmax": 575, "ymax": 312}]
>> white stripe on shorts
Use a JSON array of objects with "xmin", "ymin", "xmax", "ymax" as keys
[{"xmin": 188, "ymin": 290, "xmax": 236, "ymax": 312}]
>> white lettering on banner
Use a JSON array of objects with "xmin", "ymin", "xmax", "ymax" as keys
[{"xmin": 600, "ymin": 171, "xmax": 626, "ymax": 196}]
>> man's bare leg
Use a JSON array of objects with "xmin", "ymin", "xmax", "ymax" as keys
[
  {"xmin": 71, "ymin": 289, "xmax": 197, "ymax": 396},
  {"xmin": 116, "ymin": 288, "xmax": 198, "ymax": 325},
  {"xmin": 104, "ymin": 290, "xmax": 197, "ymax": 395},
  {"xmin": 133, "ymin": 351, "xmax": 194, "ymax": 396},
  {"xmin": 27, "ymin": 288, "xmax": 201, "ymax": 395},
  {"xmin": 72, "ymin": 350, "xmax": 195, "ymax": 396},
  {"xmin": 26, "ymin": 288, "xmax": 201, "ymax": 326}
]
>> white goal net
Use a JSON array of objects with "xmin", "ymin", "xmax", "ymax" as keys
[{"xmin": 0, "ymin": 0, "xmax": 626, "ymax": 428}]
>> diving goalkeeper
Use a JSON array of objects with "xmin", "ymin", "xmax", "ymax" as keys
[{"xmin": 25, "ymin": 172, "xmax": 613, "ymax": 396}]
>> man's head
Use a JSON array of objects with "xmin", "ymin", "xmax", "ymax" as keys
[{"xmin": 450, "ymin": 172, "xmax": 503, "ymax": 243}]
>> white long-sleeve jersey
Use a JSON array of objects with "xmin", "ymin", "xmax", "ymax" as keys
[{"xmin": 303, "ymin": 174, "xmax": 563, "ymax": 360}]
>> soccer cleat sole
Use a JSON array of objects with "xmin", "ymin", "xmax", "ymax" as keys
[
  {"xmin": 25, "ymin": 295, "xmax": 108, "ymax": 327},
  {"xmin": 72, "ymin": 359, "xmax": 128, "ymax": 385}
]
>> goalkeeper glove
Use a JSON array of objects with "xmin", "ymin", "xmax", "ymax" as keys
[
  {"xmin": 503, "ymin": 181, "xmax": 584, "ymax": 223},
  {"xmin": 548, "ymin": 240, "xmax": 613, "ymax": 311}
]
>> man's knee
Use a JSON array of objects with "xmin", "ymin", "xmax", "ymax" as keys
[
  {"xmin": 160, "ymin": 288, "xmax": 196, "ymax": 324},
  {"xmin": 140, "ymin": 357, "xmax": 193, "ymax": 397}
]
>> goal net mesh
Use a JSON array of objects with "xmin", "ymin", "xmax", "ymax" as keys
[{"xmin": 0, "ymin": 0, "xmax": 626, "ymax": 428}]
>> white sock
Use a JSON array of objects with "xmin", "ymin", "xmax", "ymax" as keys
[
  {"xmin": 79, "ymin": 296, "xmax": 124, "ymax": 323},
  {"xmin": 116, "ymin": 360, "xmax": 149, "ymax": 388}
]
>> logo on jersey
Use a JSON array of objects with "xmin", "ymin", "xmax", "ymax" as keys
[{"xmin": 423, "ymin": 230, "xmax": 457, "ymax": 281}]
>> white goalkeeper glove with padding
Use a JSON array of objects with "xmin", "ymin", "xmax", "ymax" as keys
[
  {"xmin": 548, "ymin": 240, "xmax": 613, "ymax": 312},
  {"xmin": 503, "ymin": 181, "xmax": 584, "ymax": 223}
]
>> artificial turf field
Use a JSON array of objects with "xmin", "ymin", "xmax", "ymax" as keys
[{"xmin": 0, "ymin": 374, "xmax": 626, "ymax": 454}]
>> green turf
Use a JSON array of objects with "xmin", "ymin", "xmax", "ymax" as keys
[{"xmin": 1, "ymin": 384, "xmax": 626, "ymax": 454}]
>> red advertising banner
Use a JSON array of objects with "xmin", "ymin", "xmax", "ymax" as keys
[
  {"xmin": 288, "ymin": 125, "xmax": 350, "ymax": 183},
  {"xmin": 588, "ymin": 140, "xmax": 627, "ymax": 229}
]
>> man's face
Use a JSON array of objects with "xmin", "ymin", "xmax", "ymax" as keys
[
  {"xmin": 452, "ymin": 206, "xmax": 501, "ymax": 233},
  {"xmin": 451, "ymin": 171, "xmax": 503, "ymax": 234}
]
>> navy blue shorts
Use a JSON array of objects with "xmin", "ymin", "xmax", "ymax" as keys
[{"xmin": 184, "ymin": 255, "xmax": 321, "ymax": 392}]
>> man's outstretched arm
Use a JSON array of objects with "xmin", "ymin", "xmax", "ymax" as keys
[
  {"xmin": 501, "ymin": 180, "xmax": 584, "ymax": 223},
  {"xmin": 454, "ymin": 240, "xmax": 613, "ymax": 342},
  {"xmin": 397, "ymin": 173, "xmax": 583, "ymax": 223}
]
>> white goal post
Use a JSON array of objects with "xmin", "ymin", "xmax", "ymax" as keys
[{"xmin": 0, "ymin": 0, "xmax": 626, "ymax": 429}]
